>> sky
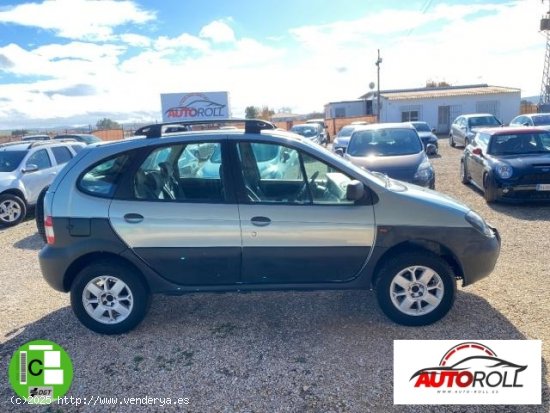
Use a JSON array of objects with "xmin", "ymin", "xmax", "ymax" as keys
[{"xmin": 0, "ymin": 0, "xmax": 547, "ymax": 129}]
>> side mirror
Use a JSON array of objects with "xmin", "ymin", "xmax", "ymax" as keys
[
  {"xmin": 472, "ymin": 148, "xmax": 483, "ymax": 156},
  {"xmin": 426, "ymin": 144, "xmax": 437, "ymax": 156},
  {"xmin": 346, "ymin": 180, "xmax": 365, "ymax": 201},
  {"xmin": 431, "ymin": 128, "xmax": 436, "ymax": 134},
  {"xmin": 23, "ymin": 164, "xmax": 38, "ymax": 173},
  {"xmin": 281, "ymin": 151, "xmax": 290, "ymax": 162},
  {"xmin": 335, "ymin": 148, "xmax": 344, "ymax": 157}
]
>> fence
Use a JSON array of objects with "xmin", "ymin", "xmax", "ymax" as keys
[{"xmin": 325, "ymin": 115, "xmax": 378, "ymax": 138}]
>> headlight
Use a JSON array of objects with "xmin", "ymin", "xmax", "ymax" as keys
[
  {"xmin": 495, "ymin": 165, "xmax": 513, "ymax": 179},
  {"xmin": 465, "ymin": 211, "xmax": 494, "ymax": 238},
  {"xmin": 414, "ymin": 160, "xmax": 433, "ymax": 180},
  {"xmin": 333, "ymin": 138, "xmax": 340, "ymax": 145}
]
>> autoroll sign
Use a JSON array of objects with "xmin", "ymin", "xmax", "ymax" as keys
[
  {"xmin": 161, "ymin": 92, "xmax": 230, "ymax": 122},
  {"xmin": 394, "ymin": 340, "xmax": 541, "ymax": 405}
]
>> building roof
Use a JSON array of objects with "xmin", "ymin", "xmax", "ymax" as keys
[{"xmin": 359, "ymin": 84, "xmax": 521, "ymax": 101}]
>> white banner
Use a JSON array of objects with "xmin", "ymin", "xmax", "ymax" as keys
[
  {"xmin": 160, "ymin": 92, "xmax": 230, "ymax": 122},
  {"xmin": 394, "ymin": 340, "xmax": 541, "ymax": 405}
]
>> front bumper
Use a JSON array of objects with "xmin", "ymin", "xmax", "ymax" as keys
[
  {"xmin": 459, "ymin": 226, "xmax": 501, "ymax": 286},
  {"xmin": 496, "ymin": 183, "xmax": 550, "ymax": 201}
]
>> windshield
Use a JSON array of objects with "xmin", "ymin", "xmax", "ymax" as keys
[
  {"xmin": 468, "ymin": 116, "xmax": 501, "ymax": 127},
  {"xmin": 291, "ymin": 125, "xmax": 319, "ymax": 138},
  {"xmin": 337, "ymin": 126, "xmax": 355, "ymax": 138},
  {"xmin": 489, "ymin": 132, "xmax": 550, "ymax": 155},
  {"xmin": 0, "ymin": 151, "xmax": 26, "ymax": 172},
  {"xmin": 532, "ymin": 115, "xmax": 550, "ymax": 126},
  {"xmin": 347, "ymin": 128, "xmax": 423, "ymax": 157},
  {"xmin": 80, "ymin": 135, "xmax": 101, "ymax": 144},
  {"xmin": 411, "ymin": 122, "xmax": 431, "ymax": 132}
]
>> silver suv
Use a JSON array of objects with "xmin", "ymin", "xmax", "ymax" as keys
[
  {"xmin": 38, "ymin": 120, "xmax": 500, "ymax": 334},
  {"xmin": 0, "ymin": 140, "xmax": 84, "ymax": 226}
]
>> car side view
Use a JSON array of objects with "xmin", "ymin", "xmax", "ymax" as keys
[
  {"xmin": 460, "ymin": 127, "xmax": 550, "ymax": 202},
  {"xmin": 450, "ymin": 114, "xmax": 502, "ymax": 148},
  {"xmin": 0, "ymin": 140, "xmax": 84, "ymax": 227},
  {"xmin": 39, "ymin": 119, "xmax": 500, "ymax": 334}
]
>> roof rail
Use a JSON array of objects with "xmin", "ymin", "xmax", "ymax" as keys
[
  {"xmin": 0, "ymin": 141, "xmax": 28, "ymax": 148},
  {"xmin": 134, "ymin": 118, "xmax": 276, "ymax": 138}
]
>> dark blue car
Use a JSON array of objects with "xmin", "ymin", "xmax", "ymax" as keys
[{"xmin": 460, "ymin": 127, "xmax": 550, "ymax": 202}]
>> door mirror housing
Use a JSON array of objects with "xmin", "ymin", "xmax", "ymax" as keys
[
  {"xmin": 335, "ymin": 148, "xmax": 344, "ymax": 157},
  {"xmin": 23, "ymin": 164, "xmax": 39, "ymax": 173},
  {"xmin": 346, "ymin": 180, "xmax": 365, "ymax": 201},
  {"xmin": 431, "ymin": 128, "xmax": 436, "ymax": 134}
]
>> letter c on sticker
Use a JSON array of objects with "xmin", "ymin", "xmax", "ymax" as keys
[{"xmin": 28, "ymin": 359, "xmax": 43, "ymax": 376}]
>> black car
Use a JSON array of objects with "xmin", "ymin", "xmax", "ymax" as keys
[
  {"xmin": 460, "ymin": 127, "xmax": 550, "ymax": 202},
  {"xmin": 409, "ymin": 121, "xmax": 438, "ymax": 155}
]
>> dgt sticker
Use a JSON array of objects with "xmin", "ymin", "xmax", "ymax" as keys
[{"xmin": 8, "ymin": 340, "xmax": 73, "ymax": 404}]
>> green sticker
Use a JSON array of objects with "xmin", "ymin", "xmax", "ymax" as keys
[{"xmin": 8, "ymin": 340, "xmax": 73, "ymax": 404}]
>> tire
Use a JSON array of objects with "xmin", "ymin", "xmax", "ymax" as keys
[
  {"xmin": 449, "ymin": 134, "xmax": 456, "ymax": 148},
  {"xmin": 0, "ymin": 194, "xmax": 27, "ymax": 227},
  {"xmin": 70, "ymin": 261, "xmax": 150, "ymax": 334},
  {"xmin": 36, "ymin": 186, "xmax": 49, "ymax": 242},
  {"xmin": 460, "ymin": 160, "xmax": 469, "ymax": 184},
  {"xmin": 376, "ymin": 252, "xmax": 456, "ymax": 326},
  {"xmin": 483, "ymin": 173, "xmax": 498, "ymax": 203}
]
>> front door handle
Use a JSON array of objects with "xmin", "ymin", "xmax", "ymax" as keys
[
  {"xmin": 250, "ymin": 216, "xmax": 271, "ymax": 227},
  {"xmin": 124, "ymin": 213, "xmax": 144, "ymax": 224}
]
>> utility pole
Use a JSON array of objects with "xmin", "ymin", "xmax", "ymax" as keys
[
  {"xmin": 540, "ymin": 1, "xmax": 550, "ymax": 111},
  {"xmin": 375, "ymin": 49, "xmax": 383, "ymax": 122}
]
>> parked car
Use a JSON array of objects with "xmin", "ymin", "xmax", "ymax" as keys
[
  {"xmin": 21, "ymin": 134, "xmax": 51, "ymax": 141},
  {"xmin": 39, "ymin": 119, "xmax": 499, "ymax": 334},
  {"xmin": 409, "ymin": 121, "xmax": 438, "ymax": 155},
  {"xmin": 305, "ymin": 118, "xmax": 330, "ymax": 143},
  {"xmin": 54, "ymin": 133, "xmax": 102, "ymax": 145},
  {"xmin": 0, "ymin": 141, "xmax": 84, "ymax": 226},
  {"xmin": 509, "ymin": 113, "xmax": 550, "ymax": 130},
  {"xmin": 460, "ymin": 127, "xmax": 550, "ymax": 202},
  {"xmin": 449, "ymin": 114, "xmax": 502, "ymax": 148},
  {"xmin": 344, "ymin": 123, "xmax": 435, "ymax": 189},
  {"xmin": 290, "ymin": 123, "xmax": 327, "ymax": 146},
  {"xmin": 332, "ymin": 125, "xmax": 362, "ymax": 154}
]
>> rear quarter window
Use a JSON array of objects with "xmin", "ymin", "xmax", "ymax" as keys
[
  {"xmin": 51, "ymin": 146, "xmax": 73, "ymax": 164},
  {"xmin": 78, "ymin": 153, "xmax": 130, "ymax": 197}
]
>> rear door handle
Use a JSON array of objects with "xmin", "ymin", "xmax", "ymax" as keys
[
  {"xmin": 124, "ymin": 213, "xmax": 144, "ymax": 224},
  {"xmin": 250, "ymin": 216, "xmax": 271, "ymax": 227}
]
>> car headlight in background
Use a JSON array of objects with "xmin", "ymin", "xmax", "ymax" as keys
[
  {"xmin": 495, "ymin": 165, "xmax": 513, "ymax": 179},
  {"xmin": 414, "ymin": 160, "xmax": 433, "ymax": 181},
  {"xmin": 465, "ymin": 210, "xmax": 494, "ymax": 238}
]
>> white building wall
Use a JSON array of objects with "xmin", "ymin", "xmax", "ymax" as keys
[
  {"xmin": 381, "ymin": 91, "xmax": 520, "ymax": 133},
  {"xmin": 325, "ymin": 101, "xmax": 368, "ymax": 118}
]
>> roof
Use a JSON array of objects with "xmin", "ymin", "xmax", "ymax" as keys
[
  {"xmin": 477, "ymin": 126, "xmax": 548, "ymax": 135},
  {"xmin": 353, "ymin": 122, "xmax": 416, "ymax": 131},
  {"xmin": 359, "ymin": 84, "xmax": 520, "ymax": 101}
]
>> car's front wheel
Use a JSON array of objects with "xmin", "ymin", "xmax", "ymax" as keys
[
  {"xmin": 449, "ymin": 134, "xmax": 456, "ymax": 148},
  {"xmin": 36, "ymin": 186, "xmax": 49, "ymax": 242},
  {"xmin": 483, "ymin": 173, "xmax": 498, "ymax": 203},
  {"xmin": 0, "ymin": 194, "xmax": 27, "ymax": 227},
  {"xmin": 460, "ymin": 160, "xmax": 469, "ymax": 184},
  {"xmin": 70, "ymin": 261, "xmax": 150, "ymax": 334},
  {"xmin": 376, "ymin": 252, "xmax": 456, "ymax": 326}
]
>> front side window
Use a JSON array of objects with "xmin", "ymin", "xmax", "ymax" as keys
[
  {"xmin": 79, "ymin": 153, "xmax": 130, "ymax": 197},
  {"xmin": 0, "ymin": 151, "xmax": 26, "ymax": 172},
  {"xmin": 134, "ymin": 142, "xmax": 223, "ymax": 202},
  {"xmin": 26, "ymin": 149, "xmax": 52, "ymax": 170},
  {"xmin": 237, "ymin": 142, "xmax": 355, "ymax": 205}
]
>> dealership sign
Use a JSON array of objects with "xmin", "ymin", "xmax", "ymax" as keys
[
  {"xmin": 394, "ymin": 340, "xmax": 541, "ymax": 405},
  {"xmin": 160, "ymin": 92, "xmax": 229, "ymax": 122}
]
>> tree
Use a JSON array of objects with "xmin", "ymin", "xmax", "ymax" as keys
[
  {"xmin": 259, "ymin": 106, "xmax": 275, "ymax": 120},
  {"xmin": 11, "ymin": 129, "xmax": 28, "ymax": 136},
  {"xmin": 245, "ymin": 106, "xmax": 259, "ymax": 119},
  {"xmin": 96, "ymin": 118, "xmax": 121, "ymax": 129}
]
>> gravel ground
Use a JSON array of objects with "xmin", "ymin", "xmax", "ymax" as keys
[{"xmin": 0, "ymin": 138, "xmax": 548, "ymax": 413}]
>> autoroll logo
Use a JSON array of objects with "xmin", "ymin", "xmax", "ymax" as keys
[
  {"xmin": 394, "ymin": 340, "xmax": 541, "ymax": 405},
  {"xmin": 165, "ymin": 93, "xmax": 226, "ymax": 118}
]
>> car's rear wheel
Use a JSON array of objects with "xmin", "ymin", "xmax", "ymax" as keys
[
  {"xmin": 449, "ymin": 134, "xmax": 456, "ymax": 148},
  {"xmin": 71, "ymin": 261, "xmax": 150, "ymax": 334},
  {"xmin": 0, "ymin": 194, "xmax": 27, "ymax": 227},
  {"xmin": 36, "ymin": 186, "xmax": 48, "ymax": 242},
  {"xmin": 483, "ymin": 173, "xmax": 498, "ymax": 203},
  {"xmin": 460, "ymin": 160, "xmax": 469, "ymax": 184},
  {"xmin": 376, "ymin": 252, "xmax": 456, "ymax": 326}
]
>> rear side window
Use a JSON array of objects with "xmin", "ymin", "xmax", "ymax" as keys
[
  {"xmin": 78, "ymin": 154, "xmax": 130, "ymax": 197},
  {"xmin": 51, "ymin": 146, "xmax": 73, "ymax": 164},
  {"xmin": 71, "ymin": 144, "xmax": 84, "ymax": 153}
]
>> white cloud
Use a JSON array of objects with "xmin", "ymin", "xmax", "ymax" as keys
[
  {"xmin": 0, "ymin": 0, "xmax": 154, "ymax": 40},
  {"xmin": 199, "ymin": 20, "xmax": 236, "ymax": 43},
  {"xmin": 119, "ymin": 34, "xmax": 152, "ymax": 48},
  {"xmin": 154, "ymin": 33, "xmax": 209, "ymax": 51}
]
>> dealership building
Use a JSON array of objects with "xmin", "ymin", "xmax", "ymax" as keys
[{"xmin": 324, "ymin": 84, "xmax": 521, "ymax": 133}]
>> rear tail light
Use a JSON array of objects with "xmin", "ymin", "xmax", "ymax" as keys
[{"xmin": 45, "ymin": 216, "xmax": 55, "ymax": 245}]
